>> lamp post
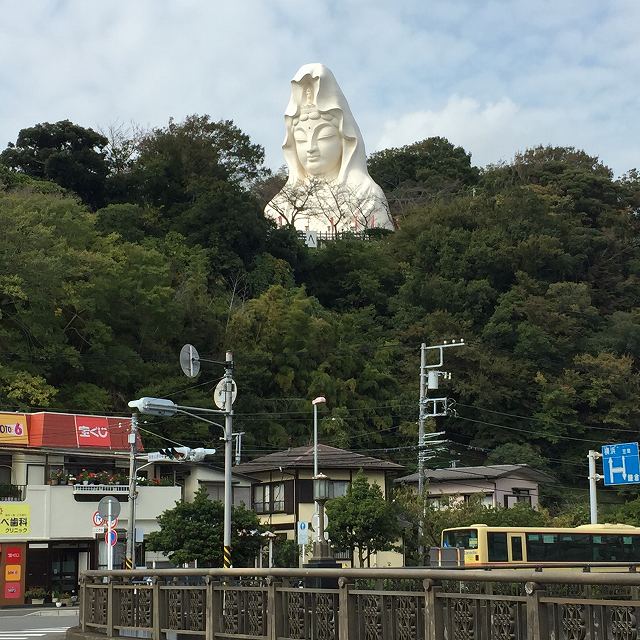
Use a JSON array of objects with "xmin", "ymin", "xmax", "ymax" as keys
[
  {"xmin": 311, "ymin": 395, "xmax": 326, "ymax": 542},
  {"xmin": 313, "ymin": 473, "xmax": 330, "ymax": 550}
]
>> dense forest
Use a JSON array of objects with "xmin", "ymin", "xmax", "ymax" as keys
[{"xmin": 2, "ymin": 116, "xmax": 640, "ymax": 512}]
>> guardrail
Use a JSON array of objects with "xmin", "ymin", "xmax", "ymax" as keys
[{"xmin": 76, "ymin": 566, "xmax": 640, "ymax": 640}]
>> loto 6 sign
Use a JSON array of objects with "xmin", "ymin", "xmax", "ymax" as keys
[{"xmin": 0, "ymin": 413, "xmax": 29, "ymax": 445}]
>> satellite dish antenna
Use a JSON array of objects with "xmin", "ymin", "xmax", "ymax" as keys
[{"xmin": 180, "ymin": 344, "xmax": 201, "ymax": 378}]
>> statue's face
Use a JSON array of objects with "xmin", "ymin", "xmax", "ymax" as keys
[{"xmin": 293, "ymin": 119, "xmax": 342, "ymax": 179}]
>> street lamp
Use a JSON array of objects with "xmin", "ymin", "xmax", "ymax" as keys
[
  {"xmin": 128, "ymin": 355, "xmax": 235, "ymax": 568},
  {"xmin": 313, "ymin": 472, "xmax": 331, "ymax": 550},
  {"xmin": 311, "ymin": 396, "xmax": 326, "ymax": 542}
]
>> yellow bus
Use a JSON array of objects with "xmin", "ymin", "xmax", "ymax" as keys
[{"xmin": 441, "ymin": 523, "xmax": 640, "ymax": 566}]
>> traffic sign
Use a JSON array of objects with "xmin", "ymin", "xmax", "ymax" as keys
[
  {"xmin": 213, "ymin": 379, "xmax": 237, "ymax": 409},
  {"xmin": 92, "ymin": 511, "xmax": 117, "ymax": 528},
  {"xmin": 97, "ymin": 496, "xmax": 121, "ymax": 519},
  {"xmin": 297, "ymin": 521, "xmax": 309, "ymax": 545},
  {"xmin": 311, "ymin": 512, "xmax": 328, "ymax": 533},
  {"xmin": 105, "ymin": 529, "xmax": 118, "ymax": 547},
  {"xmin": 602, "ymin": 443, "xmax": 640, "ymax": 486}
]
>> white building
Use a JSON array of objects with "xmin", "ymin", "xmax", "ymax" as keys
[{"xmin": 0, "ymin": 410, "xmax": 250, "ymax": 605}]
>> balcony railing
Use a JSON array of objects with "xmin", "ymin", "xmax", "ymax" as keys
[
  {"xmin": 0, "ymin": 483, "xmax": 26, "ymax": 501},
  {"xmin": 73, "ymin": 484, "xmax": 130, "ymax": 495}
]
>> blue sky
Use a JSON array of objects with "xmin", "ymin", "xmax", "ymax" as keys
[{"xmin": 1, "ymin": 0, "xmax": 638, "ymax": 176}]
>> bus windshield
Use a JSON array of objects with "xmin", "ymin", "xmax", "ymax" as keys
[{"xmin": 443, "ymin": 528, "xmax": 478, "ymax": 549}]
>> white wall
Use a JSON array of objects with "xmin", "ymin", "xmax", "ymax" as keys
[{"xmin": 0, "ymin": 485, "xmax": 182, "ymax": 542}]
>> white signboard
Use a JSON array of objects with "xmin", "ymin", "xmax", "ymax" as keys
[
  {"xmin": 213, "ymin": 379, "xmax": 238, "ymax": 410},
  {"xmin": 148, "ymin": 451, "xmax": 171, "ymax": 462},
  {"xmin": 304, "ymin": 231, "xmax": 318, "ymax": 248},
  {"xmin": 297, "ymin": 521, "xmax": 309, "ymax": 545},
  {"xmin": 311, "ymin": 512, "xmax": 328, "ymax": 533}
]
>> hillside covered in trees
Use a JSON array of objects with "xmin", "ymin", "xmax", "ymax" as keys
[{"xmin": 2, "ymin": 116, "xmax": 640, "ymax": 512}]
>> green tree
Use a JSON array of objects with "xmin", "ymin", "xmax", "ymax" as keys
[
  {"xmin": 394, "ymin": 487, "xmax": 553, "ymax": 565},
  {"xmin": 146, "ymin": 488, "xmax": 264, "ymax": 567},
  {"xmin": 114, "ymin": 115, "xmax": 270, "ymax": 274},
  {"xmin": 368, "ymin": 137, "xmax": 479, "ymax": 214},
  {"xmin": 0, "ymin": 120, "xmax": 109, "ymax": 208},
  {"xmin": 326, "ymin": 471, "xmax": 400, "ymax": 566},
  {"xmin": 273, "ymin": 538, "xmax": 299, "ymax": 568}
]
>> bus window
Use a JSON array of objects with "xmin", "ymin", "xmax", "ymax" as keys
[
  {"xmin": 510, "ymin": 535, "xmax": 523, "ymax": 562},
  {"xmin": 442, "ymin": 529, "xmax": 478, "ymax": 549},
  {"xmin": 488, "ymin": 532, "xmax": 508, "ymax": 562}
]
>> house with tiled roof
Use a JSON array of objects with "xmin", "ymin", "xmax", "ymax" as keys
[
  {"xmin": 233, "ymin": 444, "xmax": 404, "ymax": 566},
  {"xmin": 395, "ymin": 464, "xmax": 554, "ymax": 508}
]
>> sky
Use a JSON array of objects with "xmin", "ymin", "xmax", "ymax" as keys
[{"xmin": 1, "ymin": 0, "xmax": 638, "ymax": 177}]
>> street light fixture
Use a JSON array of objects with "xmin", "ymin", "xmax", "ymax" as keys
[
  {"xmin": 128, "ymin": 352, "xmax": 236, "ymax": 568},
  {"xmin": 313, "ymin": 473, "xmax": 331, "ymax": 502},
  {"xmin": 311, "ymin": 396, "xmax": 326, "ymax": 543}
]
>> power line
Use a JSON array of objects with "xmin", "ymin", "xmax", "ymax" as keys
[
  {"xmin": 454, "ymin": 413, "xmax": 605, "ymax": 444},
  {"xmin": 455, "ymin": 402, "xmax": 640, "ymax": 436}
]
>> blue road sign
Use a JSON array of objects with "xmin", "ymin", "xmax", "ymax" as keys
[
  {"xmin": 297, "ymin": 521, "xmax": 308, "ymax": 545},
  {"xmin": 601, "ymin": 442, "xmax": 640, "ymax": 486},
  {"xmin": 105, "ymin": 528, "xmax": 118, "ymax": 547}
]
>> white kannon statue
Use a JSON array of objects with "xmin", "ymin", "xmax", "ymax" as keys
[{"xmin": 265, "ymin": 63, "xmax": 394, "ymax": 233}]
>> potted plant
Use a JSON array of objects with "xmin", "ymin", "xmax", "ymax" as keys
[
  {"xmin": 49, "ymin": 469, "xmax": 63, "ymax": 485},
  {"xmin": 77, "ymin": 469, "xmax": 97, "ymax": 485},
  {"xmin": 61, "ymin": 592, "xmax": 73, "ymax": 606},
  {"xmin": 25, "ymin": 587, "xmax": 47, "ymax": 605},
  {"xmin": 96, "ymin": 470, "xmax": 111, "ymax": 485}
]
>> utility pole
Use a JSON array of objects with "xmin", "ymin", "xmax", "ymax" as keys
[
  {"xmin": 417, "ymin": 339, "xmax": 465, "ymax": 485},
  {"xmin": 132, "ymin": 344, "xmax": 237, "ymax": 569},
  {"xmin": 588, "ymin": 450, "xmax": 603, "ymax": 524},
  {"xmin": 125, "ymin": 414, "xmax": 138, "ymax": 570},
  {"xmin": 223, "ymin": 351, "xmax": 234, "ymax": 569},
  {"xmin": 417, "ymin": 339, "xmax": 465, "ymax": 564},
  {"xmin": 418, "ymin": 343, "xmax": 427, "ymax": 496}
]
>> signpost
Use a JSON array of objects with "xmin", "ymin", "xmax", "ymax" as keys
[
  {"xmin": 588, "ymin": 442, "xmax": 640, "ymax": 525},
  {"xmin": 601, "ymin": 443, "xmax": 640, "ymax": 486},
  {"xmin": 297, "ymin": 521, "xmax": 308, "ymax": 545},
  {"xmin": 98, "ymin": 496, "xmax": 121, "ymax": 570}
]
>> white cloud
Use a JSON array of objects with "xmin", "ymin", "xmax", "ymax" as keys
[
  {"xmin": 0, "ymin": 0, "xmax": 637, "ymax": 176},
  {"xmin": 375, "ymin": 97, "xmax": 570, "ymax": 166}
]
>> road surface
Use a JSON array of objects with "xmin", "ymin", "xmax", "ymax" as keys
[{"xmin": 0, "ymin": 608, "xmax": 78, "ymax": 640}]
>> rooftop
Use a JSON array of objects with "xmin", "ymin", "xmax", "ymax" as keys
[
  {"xmin": 233, "ymin": 444, "xmax": 404, "ymax": 475},
  {"xmin": 395, "ymin": 464, "xmax": 553, "ymax": 485}
]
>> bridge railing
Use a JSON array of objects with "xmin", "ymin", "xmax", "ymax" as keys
[{"xmin": 78, "ymin": 566, "xmax": 640, "ymax": 640}]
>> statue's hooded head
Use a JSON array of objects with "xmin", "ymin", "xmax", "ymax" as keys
[{"xmin": 282, "ymin": 63, "xmax": 369, "ymax": 187}]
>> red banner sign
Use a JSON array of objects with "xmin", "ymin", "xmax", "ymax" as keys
[{"xmin": 75, "ymin": 416, "xmax": 112, "ymax": 448}]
